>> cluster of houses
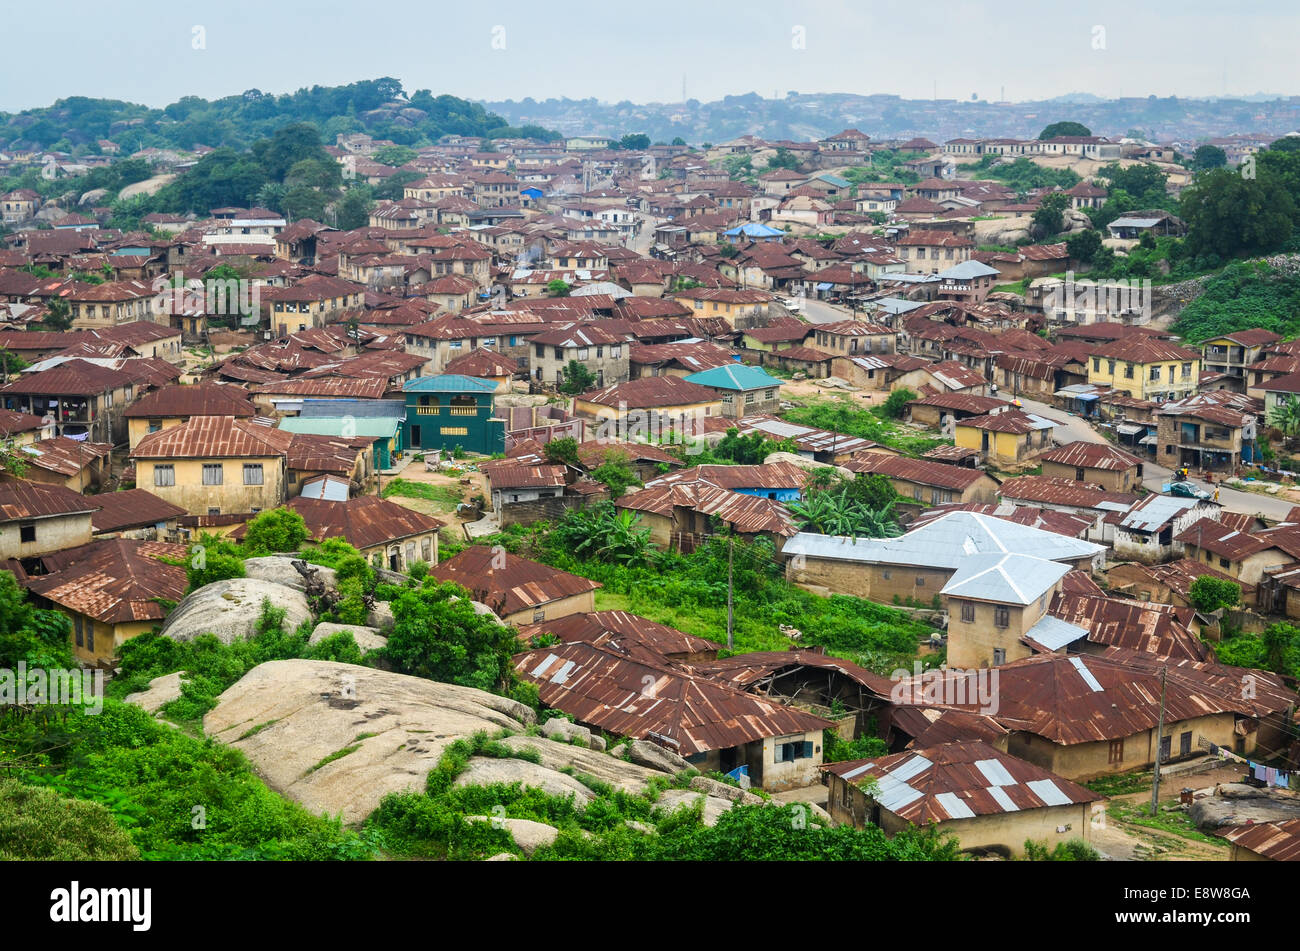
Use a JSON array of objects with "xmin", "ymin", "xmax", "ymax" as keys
[{"xmin": 3, "ymin": 124, "xmax": 1299, "ymax": 859}]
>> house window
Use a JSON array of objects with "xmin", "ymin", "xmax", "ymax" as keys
[
  {"xmin": 73, "ymin": 615, "xmax": 83, "ymax": 648},
  {"xmin": 993, "ymin": 648, "xmax": 1006, "ymax": 665},
  {"xmin": 765, "ymin": 388, "xmax": 776, "ymax": 399},
  {"xmin": 1108, "ymin": 738, "xmax": 1124, "ymax": 764},
  {"xmin": 578, "ymin": 348, "xmax": 589, "ymax": 360},
  {"xmin": 532, "ymin": 609, "xmax": 545, "ymax": 623},
  {"xmin": 994, "ymin": 606, "xmax": 1010, "ymax": 628},
  {"xmin": 1093, "ymin": 358, "xmax": 1101, "ymax": 372},
  {"xmin": 612, "ymin": 345, "xmax": 621, "ymax": 358},
  {"xmin": 19, "ymin": 523, "xmax": 35, "ymax": 544},
  {"xmin": 440, "ymin": 427, "xmax": 469, "ymax": 436},
  {"xmin": 1108, "ymin": 360, "xmax": 1116, "ymax": 375},
  {"xmin": 202, "ymin": 464, "xmax": 223, "ymax": 485},
  {"xmin": 882, "ymin": 569, "xmax": 891, "ymax": 580},
  {"xmin": 1150, "ymin": 366, "xmax": 1161, "ymax": 382},
  {"xmin": 1182, "ymin": 363, "xmax": 1192, "ymax": 379},
  {"xmin": 152, "ymin": 464, "xmax": 176, "ymax": 487},
  {"xmin": 243, "ymin": 464, "xmax": 264, "ymax": 485},
  {"xmin": 915, "ymin": 576, "xmax": 925, "ymax": 587},
  {"xmin": 421, "ymin": 538, "xmax": 432, "ymax": 562},
  {"xmin": 1076, "ymin": 467, "xmax": 1086, "ymax": 481},
  {"xmin": 207, "ymin": 507, "xmax": 221, "ymax": 516},
  {"xmin": 961, "ymin": 601, "xmax": 975, "ymax": 623},
  {"xmin": 1220, "ymin": 557, "xmax": 1230, "ymax": 569},
  {"xmin": 1123, "ymin": 363, "xmax": 1133, "ymax": 379},
  {"xmin": 745, "ymin": 392, "xmax": 756, "ymax": 403},
  {"xmin": 148, "ymin": 419, "xmax": 162, "ymax": 433}
]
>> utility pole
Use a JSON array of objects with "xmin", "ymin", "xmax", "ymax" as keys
[
  {"xmin": 726, "ymin": 534, "xmax": 734, "ymax": 651},
  {"xmin": 1150, "ymin": 664, "xmax": 1168, "ymax": 816}
]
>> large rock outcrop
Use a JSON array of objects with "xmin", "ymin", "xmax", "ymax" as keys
[
  {"xmin": 308, "ymin": 621, "xmax": 387, "ymax": 653},
  {"xmin": 204, "ymin": 660, "xmax": 534, "ymax": 823},
  {"xmin": 242, "ymin": 556, "xmax": 338, "ymax": 592},
  {"xmin": 160, "ymin": 579, "xmax": 313, "ymax": 645}
]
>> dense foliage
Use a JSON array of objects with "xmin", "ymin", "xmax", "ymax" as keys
[
  {"xmin": 494, "ymin": 509, "xmax": 933, "ymax": 670},
  {"xmin": 1170, "ymin": 261, "xmax": 1300, "ymax": 341},
  {"xmin": 0, "ymin": 778, "xmax": 140, "ymax": 860},
  {"xmin": 365, "ymin": 731, "xmax": 960, "ymax": 861},
  {"xmin": 382, "ymin": 580, "xmax": 527, "ymax": 696},
  {"xmin": 6, "ymin": 701, "xmax": 370, "ymax": 860},
  {"xmin": 0, "ymin": 570, "xmax": 73, "ymax": 669}
]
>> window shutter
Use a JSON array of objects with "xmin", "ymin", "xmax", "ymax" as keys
[{"xmin": 802, "ymin": 741, "xmax": 814, "ymax": 759}]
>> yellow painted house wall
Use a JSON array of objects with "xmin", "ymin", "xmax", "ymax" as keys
[
  {"xmin": 572, "ymin": 397, "xmax": 724, "ymax": 426},
  {"xmin": 1007, "ymin": 712, "xmax": 1241, "ymax": 782},
  {"xmin": 70, "ymin": 614, "xmax": 156, "ymax": 666},
  {"xmin": 0, "ymin": 512, "xmax": 93, "ymax": 561},
  {"xmin": 135, "ymin": 456, "xmax": 286, "ymax": 516},
  {"xmin": 361, "ymin": 531, "xmax": 439, "ymax": 571},
  {"xmin": 954, "ymin": 426, "xmax": 1029, "ymax": 467},
  {"xmin": 1087, "ymin": 354, "xmax": 1200, "ymax": 400},
  {"xmin": 128, "ymin": 416, "xmax": 189, "ymax": 451},
  {"xmin": 501, "ymin": 590, "xmax": 595, "ymax": 627}
]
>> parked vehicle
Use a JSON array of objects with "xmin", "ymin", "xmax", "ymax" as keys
[{"xmin": 1164, "ymin": 481, "xmax": 1210, "ymax": 500}]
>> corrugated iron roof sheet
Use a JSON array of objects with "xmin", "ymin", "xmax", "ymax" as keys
[
  {"xmin": 513, "ymin": 640, "xmax": 830, "ymax": 755},
  {"xmin": 430, "ymin": 545, "xmax": 600, "ymax": 616},
  {"xmin": 822, "ymin": 741, "xmax": 1099, "ymax": 822}
]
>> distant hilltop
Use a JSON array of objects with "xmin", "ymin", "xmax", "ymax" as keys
[{"xmin": 483, "ymin": 90, "xmax": 1300, "ymax": 147}]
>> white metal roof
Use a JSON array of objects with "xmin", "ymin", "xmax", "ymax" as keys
[
  {"xmin": 1024, "ymin": 614, "xmax": 1090, "ymax": 651},
  {"xmin": 940, "ymin": 553, "xmax": 1069, "ymax": 605},
  {"xmin": 784, "ymin": 511, "xmax": 1102, "ymax": 571}
]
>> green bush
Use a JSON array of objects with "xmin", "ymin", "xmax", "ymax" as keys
[
  {"xmin": 242, "ymin": 508, "xmax": 310, "ymax": 555},
  {"xmin": 0, "ymin": 778, "xmax": 140, "ymax": 860}
]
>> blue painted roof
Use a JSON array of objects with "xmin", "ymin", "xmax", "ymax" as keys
[
  {"xmin": 403, "ymin": 374, "xmax": 499, "ymax": 394},
  {"xmin": 684, "ymin": 364, "xmax": 784, "ymax": 391},
  {"xmin": 723, "ymin": 222, "xmax": 785, "ymax": 238}
]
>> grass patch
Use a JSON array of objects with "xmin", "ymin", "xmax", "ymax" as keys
[
  {"xmin": 381, "ymin": 478, "xmax": 465, "ymax": 510},
  {"xmin": 1108, "ymin": 799, "xmax": 1227, "ymax": 849},
  {"xmin": 307, "ymin": 744, "xmax": 361, "ymax": 774},
  {"xmin": 237, "ymin": 719, "xmax": 279, "ymax": 741},
  {"xmin": 1084, "ymin": 769, "xmax": 1153, "ymax": 797}
]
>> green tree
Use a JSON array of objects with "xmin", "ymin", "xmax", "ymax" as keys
[
  {"xmin": 1188, "ymin": 575, "xmax": 1242, "ymax": 613},
  {"xmin": 382, "ymin": 580, "xmax": 523, "ymax": 693},
  {"xmin": 1031, "ymin": 192, "xmax": 1071, "ymax": 239},
  {"xmin": 1270, "ymin": 137, "xmax": 1300, "ymax": 154},
  {"xmin": 619, "ymin": 133, "xmax": 651, "ymax": 151},
  {"xmin": 1181, "ymin": 167, "xmax": 1296, "ymax": 260},
  {"xmin": 334, "ymin": 186, "xmax": 374, "ymax": 230},
  {"xmin": 881, "ymin": 387, "xmax": 918, "ymax": 419},
  {"xmin": 546, "ymin": 279, "xmax": 571, "ymax": 297},
  {"xmin": 0, "ymin": 570, "xmax": 72, "ymax": 669},
  {"xmin": 242, "ymin": 508, "xmax": 310, "ymax": 555},
  {"xmin": 1038, "ymin": 121, "xmax": 1092, "ymax": 139},
  {"xmin": 590, "ymin": 455, "xmax": 639, "ymax": 499},
  {"xmin": 542, "ymin": 436, "xmax": 579, "ymax": 466},
  {"xmin": 41, "ymin": 296, "xmax": 75, "ymax": 332},
  {"xmin": 671, "ymin": 136, "xmax": 687, "ymax": 146},
  {"xmin": 373, "ymin": 144, "xmax": 417, "ymax": 166},
  {"xmin": 1191, "ymin": 144, "xmax": 1228, "ymax": 171},
  {"xmin": 558, "ymin": 360, "xmax": 596, "ymax": 395},
  {"xmin": 1271, "ymin": 395, "xmax": 1300, "ymax": 437},
  {"xmin": 1066, "ymin": 228, "xmax": 1103, "ymax": 264}
]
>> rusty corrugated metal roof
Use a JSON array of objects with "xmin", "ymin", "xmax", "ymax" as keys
[
  {"xmin": 27, "ymin": 538, "xmax": 187, "ymax": 624},
  {"xmin": 513, "ymin": 640, "xmax": 830, "ymax": 755},
  {"xmin": 430, "ymin": 545, "xmax": 600, "ymax": 616},
  {"xmin": 823, "ymin": 740, "xmax": 1099, "ymax": 823}
]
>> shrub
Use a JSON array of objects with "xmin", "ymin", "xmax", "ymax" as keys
[
  {"xmin": 0, "ymin": 779, "xmax": 140, "ymax": 860},
  {"xmin": 241, "ymin": 508, "xmax": 309, "ymax": 555}
]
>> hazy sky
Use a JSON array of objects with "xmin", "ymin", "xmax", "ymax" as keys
[{"xmin": 2, "ymin": 0, "xmax": 1295, "ymax": 112}]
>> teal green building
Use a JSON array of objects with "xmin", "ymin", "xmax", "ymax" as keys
[{"xmin": 402, "ymin": 375, "xmax": 505, "ymax": 456}]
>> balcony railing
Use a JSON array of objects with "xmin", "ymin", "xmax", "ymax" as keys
[{"xmin": 413, "ymin": 405, "xmax": 484, "ymax": 416}]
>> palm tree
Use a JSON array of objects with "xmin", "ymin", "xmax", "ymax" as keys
[{"xmin": 1270, "ymin": 395, "xmax": 1300, "ymax": 439}]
